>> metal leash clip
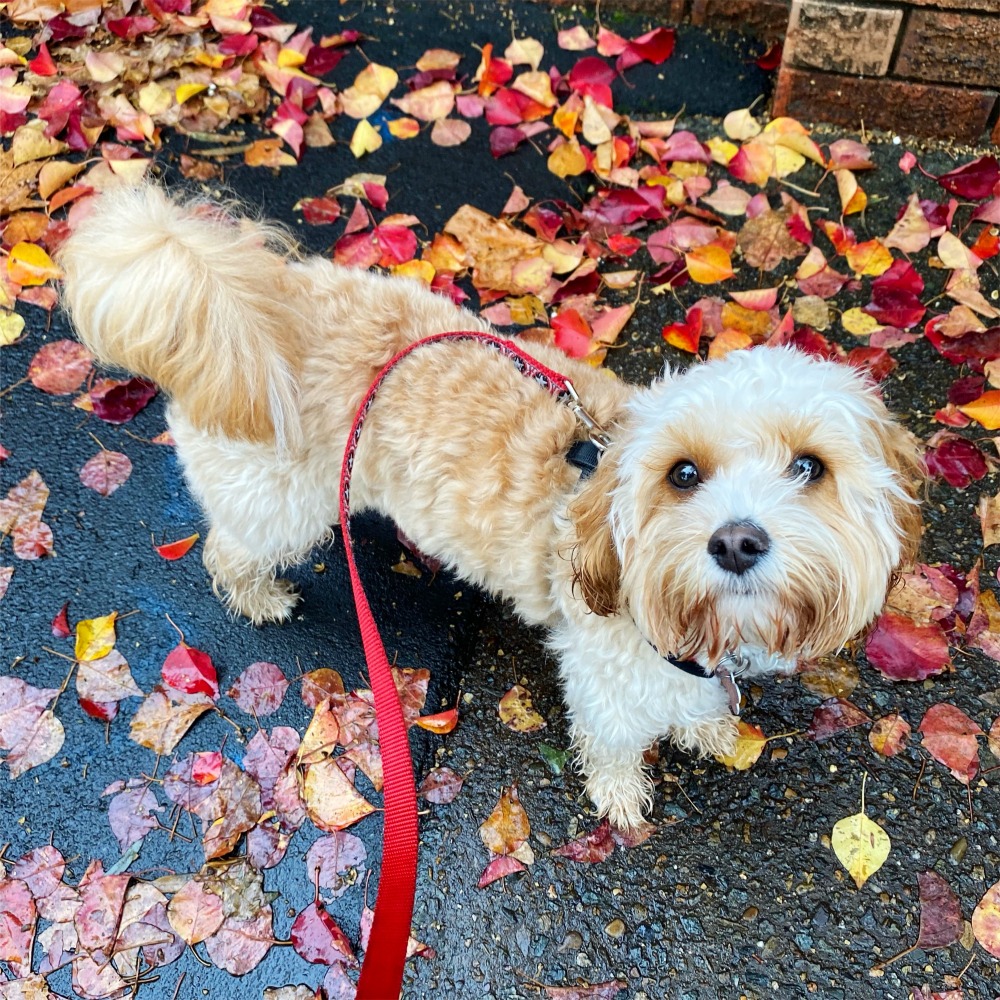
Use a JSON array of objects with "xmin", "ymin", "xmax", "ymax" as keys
[
  {"xmin": 715, "ymin": 651, "xmax": 751, "ymax": 716},
  {"xmin": 564, "ymin": 379, "xmax": 612, "ymax": 452}
]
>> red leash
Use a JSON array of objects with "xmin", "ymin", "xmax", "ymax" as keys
[{"xmin": 340, "ymin": 332, "xmax": 582, "ymax": 998}]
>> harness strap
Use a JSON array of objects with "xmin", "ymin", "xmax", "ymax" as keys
[{"xmin": 341, "ymin": 332, "xmax": 582, "ymax": 999}]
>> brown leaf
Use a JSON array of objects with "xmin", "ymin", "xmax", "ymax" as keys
[
  {"xmin": 166, "ymin": 879, "xmax": 225, "ymax": 945},
  {"xmin": 392, "ymin": 666, "xmax": 429, "ymax": 726},
  {"xmin": 738, "ymin": 208, "xmax": 806, "ymax": 270},
  {"xmin": 77, "ymin": 649, "xmax": 142, "ymax": 704},
  {"xmin": 479, "ymin": 784, "xmax": 530, "ymax": 856},
  {"xmin": 553, "ymin": 819, "xmax": 615, "ymax": 863},
  {"xmin": 129, "ymin": 686, "xmax": 213, "ymax": 756},
  {"xmin": 444, "ymin": 204, "xmax": 546, "ymax": 294},
  {"xmin": 542, "ymin": 981, "xmax": 628, "ymax": 999},
  {"xmin": 298, "ymin": 697, "xmax": 341, "ymax": 766},
  {"xmin": 0, "ymin": 469, "xmax": 53, "ymax": 560},
  {"xmin": 301, "ymin": 668, "xmax": 345, "ymax": 708},
  {"xmin": 194, "ymin": 761, "xmax": 263, "ymax": 861},
  {"xmin": 302, "ymin": 757, "xmax": 375, "ymax": 832},
  {"xmin": 798, "ymin": 657, "xmax": 859, "ymax": 699},
  {"xmin": 418, "ymin": 765, "xmax": 464, "ymax": 804},
  {"xmin": 806, "ymin": 697, "xmax": 871, "ymax": 742}
]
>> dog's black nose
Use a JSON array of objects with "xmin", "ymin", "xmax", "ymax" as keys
[{"xmin": 708, "ymin": 522, "xmax": 770, "ymax": 575}]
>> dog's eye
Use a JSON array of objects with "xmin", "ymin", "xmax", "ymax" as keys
[
  {"xmin": 668, "ymin": 460, "xmax": 701, "ymax": 490},
  {"xmin": 789, "ymin": 454, "xmax": 824, "ymax": 482}
]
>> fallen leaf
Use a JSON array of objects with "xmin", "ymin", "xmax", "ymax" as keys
[
  {"xmin": 498, "ymin": 684, "xmax": 546, "ymax": 732},
  {"xmin": 75, "ymin": 612, "xmax": 118, "ymax": 662},
  {"xmin": 155, "ymin": 533, "xmax": 199, "ymax": 560},
  {"xmin": 915, "ymin": 871, "xmax": 964, "ymax": 950},
  {"xmin": 7, "ymin": 241, "xmax": 62, "ymax": 285},
  {"xmin": 28, "ymin": 340, "xmax": 93, "ymax": 394},
  {"xmin": 480, "ymin": 785, "xmax": 530, "ymax": 856},
  {"xmin": 418, "ymin": 765, "xmax": 464, "ymax": 804},
  {"xmin": 919, "ymin": 703, "xmax": 982, "ymax": 784},
  {"xmin": 305, "ymin": 832, "xmax": 367, "ymax": 899},
  {"xmin": 162, "ymin": 642, "xmax": 219, "ymax": 700},
  {"xmin": 972, "ymin": 878, "xmax": 1000, "ymax": 958},
  {"xmin": 477, "ymin": 854, "xmax": 527, "ymax": 888},
  {"xmin": 291, "ymin": 901, "xmax": 356, "ymax": 966},
  {"xmin": 806, "ymin": 698, "xmax": 871, "ymax": 742},
  {"xmin": 869, "ymin": 714, "xmax": 911, "ymax": 757},
  {"xmin": 227, "ymin": 661, "xmax": 288, "ymax": 717},
  {"xmin": 865, "ymin": 613, "xmax": 951, "ymax": 681},
  {"xmin": 303, "ymin": 758, "xmax": 375, "ymax": 831},
  {"xmin": 205, "ymin": 907, "xmax": 274, "ymax": 975},
  {"xmin": 553, "ymin": 820, "xmax": 615, "ymax": 863},
  {"xmin": 79, "ymin": 450, "xmax": 132, "ymax": 496},
  {"xmin": 167, "ymin": 879, "xmax": 225, "ymax": 945},
  {"xmin": 541, "ymin": 981, "xmax": 627, "ymax": 999},
  {"xmin": 714, "ymin": 720, "xmax": 767, "ymax": 770},
  {"xmin": 129, "ymin": 687, "xmax": 213, "ymax": 756},
  {"xmin": 831, "ymin": 778, "xmax": 890, "ymax": 889}
]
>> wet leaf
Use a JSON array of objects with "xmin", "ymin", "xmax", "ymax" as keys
[
  {"xmin": 738, "ymin": 208, "xmax": 805, "ymax": 270},
  {"xmin": 89, "ymin": 376, "xmax": 157, "ymax": 423},
  {"xmin": 75, "ymin": 859, "xmax": 130, "ymax": 953},
  {"xmin": 480, "ymin": 785, "xmax": 530, "ymax": 856},
  {"xmin": 205, "ymin": 907, "xmax": 274, "ymax": 974},
  {"xmin": 167, "ymin": 879, "xmax": 225, "ymax": 945},
  {"xmin": 129, "ymin": 687, "xmax": 213, "ymax": 756},
  {"xmin": 865, "ymin": 613, "xmax": 951, "ymax": 681},
  {"xmin": 417, "ymin": 765, "xmax": 464, "ymax": 804},
  {"xmin": 0, "ymin": 469, "xmax": 53, "ymax": 560},
  {"xmin": 106, "ymin": 783, "xmax": 161, "ymax": 852},
  {"xmin": 77, "ymin": 649, "xmax": 142, "ymax": 705},
  {"xmin": 227, "ymin": 661, "xmax": 288, "ymax": 717},
  {"xmin": 477, "ymin": 854, "xmax": 527, "ymax": 888},
  {"xmin": 919, "ymin": 703, "xmax": 982, "ymax": 785},
  {"xmin": 915, "ymin": 871, "xmax": 963, "ymax": 950},
  {"xmin": 498, "ymin": 684, "xmax": 546, "ymax": 733},
  {"xmin": 305, "ymin": 832, "xmax": 367, "ymax": 899},
  {"xmin": 162, "ymin": 642, "xmax": 219, "ymax": 699},
  {"xmin": 831, "ymin": 783, "xmax": 891, "ymax": 889},
  {"xmin": 714, "ymin": 720, "xmax": 768, "ymax": 770},
  {"xmin": 291, "ymin": 901, "xmax": 356, "ymax": 966},
  {"xmin": 869, "ymin": 714, "xmax": 911, "ymax": 757},
  {"xmin": 74, "ymin": 611, "xmax": 118, "ymax": 661},
  {"xmin": 553, "ymin": 820, "xmax": 615, "ymax": 863},
  {"xmin": 0, "ymin": 878, "xmax": 36, "ymax": 976},
  {"xmin": 414, "ymin": 706, "xmax": 459, "ymax": 734},
  {"xmin": 799, "ymin": 657, "xmax": 859, "ymax": 699},
  {"xmin": 972, "ymin": 878, "xmax": 1000, "ymax": 958},
  {"xmin": 301, "ymin": 668, "xmax": 345, "ymax": 708},
  {"xmin": 541, "ymin": 981, "xmax": 627, "ymax": 999},
  {"xmin": 806, "ymin": 698, "xmax": 871, "ymax": 742},
  {"xmin": 79, "ymin": 449, "xmax": 132, "ymax": 496},
  {"xmin": 302, "ymin": 758, "xmax": 375, "ymax": 832}
]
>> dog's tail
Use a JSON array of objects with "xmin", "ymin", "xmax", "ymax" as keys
[{"xmin": 58, "ymin": 183, "xmax": 300, "ymax": 448}]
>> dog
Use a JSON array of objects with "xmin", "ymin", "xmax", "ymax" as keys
[{"xmin": 58, "ymin": 184, "xmax": 923, "ymax": 829}]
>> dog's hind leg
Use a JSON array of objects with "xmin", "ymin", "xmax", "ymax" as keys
[{"xmin": 202, "ymin": 527, "xmax": 302, "ymax": 625}]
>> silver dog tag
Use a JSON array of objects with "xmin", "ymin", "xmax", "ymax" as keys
[{"xmin": 716, "ymin": 667, "xmax": 742, "ymax": 716}]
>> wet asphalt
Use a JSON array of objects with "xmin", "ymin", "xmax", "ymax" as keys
[{"xmin": 2, "ymin": 2, "xmax": 999, "ymax": 998}]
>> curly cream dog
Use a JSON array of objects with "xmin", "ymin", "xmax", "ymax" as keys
[{"xmin": 59, "ymin": 185, "xmax": 922, "ymax": 828}]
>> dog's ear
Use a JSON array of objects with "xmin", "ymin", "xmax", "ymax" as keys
[
  {"xmin": 568, "ymin": 455, "xmax": 621, "ymax": 616},
  {"xmin": 877, "ymin": 417, "xmax": 926, "ymax": 575}
]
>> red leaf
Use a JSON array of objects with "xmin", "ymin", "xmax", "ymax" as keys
[
  {"xmin": 51, "ymin": 602, "xmax": 71, "ymax": 638},
  {"xmin": 28, "ymin": 340, "xmax": 93, "ymax": 395},
  {"xmin": 28, "ymin": 43, "xmax": 57, "ymax": 75},
  {"xmin": 552, "ymin": 309, "xmax": 594, "ymax": 359},
  {"xmin": 662, "ymin": 306, "xmax": 703, "ymax": 353},
  {"xmin": 805, "ymin": 697, "xmax": 871, "ymax": 741},
  {"xmin": 936, "ymin": 155, "xmax": 999, "ymax": 201},
  {"xmin": 227, "ymin": 661, "xmax": 288, "ymax": 717},
  {"xmin": 298, "ymin": 197, "xmax": 341, "ymax": 225},
  {"xmin": 334, "ymin": 231, "xmax": 380, "ymax": 269},
  {"xmin": 919, "ymin": 703, "xmax": 982, "ymax": 784},
  {"xmin": 863, "ymin": 259, "xmax": 925, "ymax": 329},
  {"xmin": 916, "ymin": 871, "xmax": 964, "ymax": 950},
  {"xmin": 489, "ymin": 125, "xmax": 527, "ymax": 158},
  {"xmin": 477, "ymin": 854, "xmax": 527, "ymax": 888},
  {"xmin": 924, "ymin": 437, "xmax": 988, "ymax": 489},
  {"xmin": 418, "ymin": 765, "xmax": 464, "ymax": 804},
  {"xmin": 865, "ymin": 613, "xmax": 951, "ymax": 681},
  {"xmin": 552, "ymin": 819, "xmax": 615, "ymax": 863},
  {"xmin": 617, "ymin": 27, "xmax": 675, "ymax": 72},
  {"xmin": 373, "ymin": 225, "xmax": 417, "ymax": 266},
  {"xmin": 79, "ymin": 450, "xmax": 132, "ymax": 496},
  {"xmin": 290, "ymin": 901, "xmax": 357, "ymax": 966},
  {"xmin": 414, "ymin": 706, "xmax": 458, "ymax": 733},
  {"xmin": 155, "ymin": 533, "xmax": 199, "ymax": 560},
  {"xmin": 162, "ymin": 643, "xmax": 219, "ymax": 700},
  {"xmin": 754, "ymin": 42, "xmax": 783, "ymax": 71},
  {"xmin": 80, "ymin": 698, "xmax": 118, "ymax": 722},
  {"xmin": 846, "ymin": 346, "xmax": 897, "ymax": 382},
  {"xmin": 569, "ymin": 55, "xmax": 616, "ymax": 90},
  {"xmin": 90, "ymin": 376, "xmax": 157, "ymax": 423}
]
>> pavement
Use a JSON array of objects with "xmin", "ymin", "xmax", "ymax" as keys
[{"xmin": 2, "ymin": 2, "xmax": 999, "ymax": 999}]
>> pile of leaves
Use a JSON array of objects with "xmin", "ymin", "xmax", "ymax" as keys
[{"xmin": 2, "ymin": 1, "xmax": 1000, "ymax": 998}]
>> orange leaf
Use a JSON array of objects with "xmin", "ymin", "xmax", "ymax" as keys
[
  {"xmin": 415, "ymin": 707, "xmax": 459, "ymax": 734},
  {"xmin": 845, "ymin": 239, "xmax": 893, "ymax": 277},
  {"xmin": 155, "ymin": 533, "xmax": 200, "ymax": 560},
  {"xmin": 959, "ymin": 390, "xmax": 1000, "ymax": 430},
  {"xmin": 685, "ymin": 244, "xmax": 734, "ymax": 284},
  {"xmin": 7, "ymin": 242, "xmax": 62, "ymax": 286}
]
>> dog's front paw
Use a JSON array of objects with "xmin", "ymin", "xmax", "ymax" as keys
[
  {"xmin": 671, "ymin": 713, "xmax": 739, "ymax": 759},
  {"xmin": 585, "ymin": 763, "xmax": 653, "ymax": 831},
  {"xmin": 228, "ymin": 577, "xmax": 301, "ymax": 625}
]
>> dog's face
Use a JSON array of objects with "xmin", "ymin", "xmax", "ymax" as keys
[{"xmin": 571, "ymin": 346, "xmax": 923, "ymax": 666}]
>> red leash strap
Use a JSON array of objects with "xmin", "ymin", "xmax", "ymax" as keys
[{"xmin": 341, "ymin": 332, "xmax": 576, "ymax": 998}]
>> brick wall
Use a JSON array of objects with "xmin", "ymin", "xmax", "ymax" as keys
[
  {"xmin": 773, "ymin": 0, "xmax": 1000, "ymax": 143},
  {"xmin": 539, "ymin": 0, "xmax": 998, "ymax": 142}
]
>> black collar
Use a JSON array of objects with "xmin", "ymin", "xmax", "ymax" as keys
[{"xmin": 566, "ymin": 439, "xmax": 603, "ymax": 478}]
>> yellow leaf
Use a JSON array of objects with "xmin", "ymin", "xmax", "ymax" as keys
[
  {"xmin": 959, "ymin": 390, "xmax": 1000, "ymax": 430},
  {"xmin": 706, "ymin": 136, "xmax": 738, "ymax": 165},
  {"xmin": 0, "ymin": 311, "xmax": 25, "ymax": 346},
  {"xmin": 685, "ymin": 244, "xmax": 734, "ymax": 284},
  {"xmin": 553, "ymin": 105, "xmax": 578, "ymax": 138},
  {"xmin": 845, "ymin": 239, "xmax": 893, "ymax": 277},
  {"xmin": 84, "ymin": 49, "xmax": 124, "ymax": 83},
  {"xmin": 723, "ymin": 107, "xmax": 761, "ymax": 141},
  {"xmin": 175, "ymin": 82, "xmax": 207, "ymax": 105},
  {"xmin": 714, "ymin": 721, "xmax": 767, "ymax": 770},
  {"xmin": 340, "ymin": 62, "xmax": 398, "ymax": 119},
  {"xmin": 349, "ymin": 119, "xmax": 382, "ymax": 158},
  {"xmin": 387, "ymin": 117, "xmax": 420, "ymax": 139},
  {"xmin": 764, "ymin": 116, "xmax": 824, "ymax": 163},
  {"xmin": 11, "ymin": 124, "xmax": 66, "ymax": 167},
  {"xmin": 511, "ymin": 70, "xmax": 556, "ymax": 108},
  {"xmin": 834, "ymin": 169, "xmax": 867, "ymax": 215},
  {"xmin": 7, "ymin": 242, "xmax": 62, "ymax": 286},
  {"xmin": 138, "ymin": 81, "xmax": 173, "ymax": 116},
  {"xmin": 841, "ymin": 307, "xmax": 882, "ymax": 337},
  {"xmin": 107, "ymin": 158, "xmax": 152, "ymax": 184},
  {"xmin": 302, "ymin": 758, "xmax": 375, "ymax": 831},
  {"xmin": 831, "ymin": 777, "xmax": 890, "ymax": 888},
  {"xmin": 498, "ymin": 685, "xmax": 546, "ymax": 733},
  {"xmin": 38, "ymin": 160, "xmax": 85, "ymax": 200},
  {"xmin": 391, "ymin": 259, "xmax": 435, "ymax": 283},
  {"xmin": 547, "ymin": 138, "xmax": 587, "ymax": 178},
  {"xmin": 277, "ymin": 47, "xmax": 306, "ymax": 68},
  {"xmin": 75, "ymin": 612, "xmax": 118, "ymax": 662}
]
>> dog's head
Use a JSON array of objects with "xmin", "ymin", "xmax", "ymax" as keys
[{"xmin": 570, "ymin": 346, "xmax": 923, "ymax": 666}]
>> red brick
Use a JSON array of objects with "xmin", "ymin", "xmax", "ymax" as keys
[
  {"xmin": 894, "ymin": 11, "xmax": 1000, "ymax": 89},
  {"xmin": 785, "ymin": 1, "xmax": 902, "ymax": 77},
  {"xmin": 772, "ymin": 66, "xmax": 998, "ymax": 143},
  {"xmin": 538, "ymin": 0, "xmax": 688, "ymax": 18},
  {"xmin": 689, "ymin": 0, "xmax": 791, "ymax": 40}
]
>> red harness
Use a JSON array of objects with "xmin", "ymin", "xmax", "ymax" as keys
[{"xmin": 340, "ymin": 332, "xmax": 595, "ymax": 998}]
